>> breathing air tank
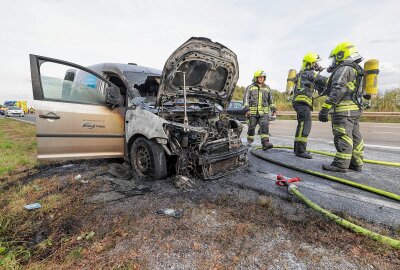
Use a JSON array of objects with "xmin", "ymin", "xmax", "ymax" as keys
[
  {"xmin": 286, "ymin": 69, "xmax": 297, "ymax": 94},
  {"xmin": 362, "ymin": 59, "xmax": 379, "ymax": 96}
]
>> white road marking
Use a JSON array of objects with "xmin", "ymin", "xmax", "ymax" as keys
[
  {"xmin": 329, "ymin": 141, "xmax": 400, "ymax": 150},
  {"xmin": 327, "ymin": 141, "xmax": 400, "ymax": 151},
  {"xmin": 370, "ymin": 126, "xmax": 400, "ymax": 129},
  {"xmin": 369, "ymin": 131, "xmax": 400, "ymax": 135},
  {"xmin": 363, "ymin": 144, "xmax": 400, "ymax": 150}
]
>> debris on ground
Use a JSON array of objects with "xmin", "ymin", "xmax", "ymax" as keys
[
  {"xmin": 119, "ymin": 185, "xmax": 151, "ymax": 196},
  {"xmin": 23, "ymin": 202, "xmax": 42, "ymax": 211},
  {"xmin": 174, "ymin": 174, "xmax": 195, "ymax": 189},
  {"xmin": 108, "ymin": 163, "xmax": 133, "ymax": 180},
  {"xmin": 62, "ymin": 164, "xmax": 74, "ymax": 168},
  {"xmin": 156, "ymin": 208, "xmax": 184, "ymax": 218},
  {"xmin": 109, "ymin": 178, "xmax": 151, "ymax": 196},
  {"xmin": 86, "ymin": 191, "xmax": 126, "ymax": 203},
  {"xmin": 74, "ymin": 173, "xmax": 90, "ymax": 183},
  {"xmin": 76, "ymin": 231, "xmax": 95, "ymax": 241}
]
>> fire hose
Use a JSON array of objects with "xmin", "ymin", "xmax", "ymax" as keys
[
  {"xmin": 251, "ymin": 147, "xmax": 400, "ymax": 249},
  {"xmin": 275, "ymin": 175, "xmax": 400, "ymax": 249},
  {"xmin": 272, "ymin": 145, "xmax": 400, "ymax": 167},
  {"xmin": 251, "ymin": 147, "xmax": 400, "ymax": 201}
]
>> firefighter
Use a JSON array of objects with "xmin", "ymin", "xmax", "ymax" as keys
[
  {"xmin": 292, "ymin": 52, "xmax": 327, "ymax": 159},
  {"xmin": 318, "ymin": 41, "xmax": 364, "ymax": 172},
  {"xmin": 243, "ymin": 70, "xmax": 276, "ymax": 150}
]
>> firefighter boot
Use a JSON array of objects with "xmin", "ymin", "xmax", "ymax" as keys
[
  {"xmin": 295, "ymin": 152, "xmax": 313, "ymax": 159},
  {"xmin": 261, "ymin": 138, "xmax": 273, "ymax": 151},
  {"xmin": 322, "ymin": 163, "xmax": 348, "ymax": 173},
  {"xmin": 294, "ymin": 142, "xmax": 312, "ymax": 159},
  {"xmin": 349, "ymin": 164, "xmax": 363, "ymax": 172}
]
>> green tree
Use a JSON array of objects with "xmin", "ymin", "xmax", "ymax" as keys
[
  {"xmin": 232, "ymin": 85, "xmax": 245, "ymax": 101},
  {"xmin": 370, "ymin": 88, "xmax": 400, "ymax": 112},
  {"xmin": 232, "ymin": 86, "xmax": 400, "ymax": 112}
]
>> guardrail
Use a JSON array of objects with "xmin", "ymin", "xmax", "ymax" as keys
[{"xmin": 277, "ymin": 111, "xmax": 400, "ymax": 117}]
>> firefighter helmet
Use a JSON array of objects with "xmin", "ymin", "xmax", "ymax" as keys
[
  {"xmin": 329, "ymin": 41, "xmax": 358, "ymax": 63},
  {"xmin": 253, "ymin": 70, "xmax": 267, "ymax": 82},
  {"xmin": 302, "ymin": 52, "xmax": 321, "ymax": 70}
]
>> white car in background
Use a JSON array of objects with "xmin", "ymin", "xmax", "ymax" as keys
[{"xmin": 5, "ymin": 106, "xmax": 24, "ymax": 117}]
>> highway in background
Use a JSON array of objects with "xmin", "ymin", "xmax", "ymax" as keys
[
  {"xmin": 2, "ymin": 115, "xmax": 399, "ymax": 148},
  {"xmin": 267, "ymin": 120, "xmax": 400, "ymax": 149}
]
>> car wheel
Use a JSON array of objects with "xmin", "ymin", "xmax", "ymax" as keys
[{"xmin": 130, "ymin": 137, "xmax": 167, "ymax": 180}]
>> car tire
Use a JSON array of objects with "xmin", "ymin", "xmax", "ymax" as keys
[{"xmin": 130, "ymin": 137, "xmax": 167, "ymax": 180}]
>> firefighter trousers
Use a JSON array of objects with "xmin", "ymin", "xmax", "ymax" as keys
[
  {"xmin": 293, "ymin": 103, "xmax": 312, "ymax": 153},
  {"xmin": 331, "ymin": 114, "xmax": 364, "ymax": 168},
  {"xmin": 247, "ymin": 114, "xmax": 270, "ymax": 143}
]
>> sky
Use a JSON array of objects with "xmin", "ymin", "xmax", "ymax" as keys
[{"xmin": 0, "ymin": 0, "xmax": 399, "ymax": 105}]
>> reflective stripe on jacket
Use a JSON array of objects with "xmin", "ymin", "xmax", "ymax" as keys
[
  {"xmin": 243, "ymin": 83, "xmax": 276, "ymax": 115},
  {"xmin": 323, "ymin": 62, "xmax": 362, "ymax": 115},
  {"xmin": 293, "ymin": 69, "xmax": 327, "ymax": 107}
]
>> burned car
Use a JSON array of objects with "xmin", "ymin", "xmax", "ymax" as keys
[{"xmin": 29, "ymin": 37, "xmax": 247, "ymax": 180}]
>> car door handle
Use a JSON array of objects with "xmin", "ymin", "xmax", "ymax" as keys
[{"xmin": 39, "ymin": 112, "xmax": 61, "ymax": 119}]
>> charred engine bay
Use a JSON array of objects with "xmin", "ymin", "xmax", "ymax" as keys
[{"xmin": 159, "ymin": 100, "xmax": 247, "ymax": 179}]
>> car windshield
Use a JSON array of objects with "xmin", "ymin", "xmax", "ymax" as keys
[
  {"xmin": 123, "ymin": 72, "xmax": 154, "ymax": 88},
  {"xmin": 124, "ymin": 71, "xmax": 160, "ymax": 104},
  {"xmin": 228, "ymin": 102, "xmax": 243, "ymax": 109},
  {"xmin": 8, "ymin": 106, "xmax": 20, "ymax": 110}
]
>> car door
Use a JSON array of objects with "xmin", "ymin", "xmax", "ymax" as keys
[{"xmin": 30, "ymin": 54, "xmax": 125, "ymax": 161}]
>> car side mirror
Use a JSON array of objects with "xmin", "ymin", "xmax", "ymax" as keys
[{"xmin": 105, "ymin": 85, "xmax": 123, "ymax": 108}]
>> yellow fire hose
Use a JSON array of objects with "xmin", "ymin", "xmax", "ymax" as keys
[
  {"xmin": 251, "ymin": 147, "xmax": 400, "ymax": 249},
  {"xmin": 272, "ymin": 145, "xmax": 400, "ymax": 167},
  {"xmin": 288, "ymin": 183, "xmax": 400, "ymax": 249},
  {"xmin": 252, "ymin": 147, "xmax": 400, "ymax": 201}
]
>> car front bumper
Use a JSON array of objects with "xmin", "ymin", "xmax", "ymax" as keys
[
  {"xmin": 198, "ymin": 145, "xmax": 248, "ymax": 180},
  {"xmin": 9, "ymin": 113, "xmax": 23, "ymax": 116}
]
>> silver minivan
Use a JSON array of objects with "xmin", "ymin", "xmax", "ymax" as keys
[{"xmin": 30, "ymin": 37, "xmax": 247, "ymax": 180}]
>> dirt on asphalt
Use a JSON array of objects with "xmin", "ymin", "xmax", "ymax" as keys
[{"xmin": 1, "ymin": 159, "xmax": 399, "ymax": 269}]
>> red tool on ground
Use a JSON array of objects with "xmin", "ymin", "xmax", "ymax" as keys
[{"xmin": 275, "ymin": 174, "xmax": 301, "ymax": 187}]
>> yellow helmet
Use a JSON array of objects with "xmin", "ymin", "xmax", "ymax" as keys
[
  {"xmin": 329, "ymin": 41, "xmax": 358, "ymax": 63},
  {"xmin": 302, "ymin": 52, "xmax": 321, "ymax": 70},
  {"xmin": 253, "ymin": 69, "xmax": 266, "ymax": 82}
]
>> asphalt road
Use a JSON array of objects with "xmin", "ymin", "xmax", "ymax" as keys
[
  {"xmin": 236, "ymin": 120, "xmax": 400, "ymax": 228},
  {"xmin": 230, "ymin": 133, "xmax": 400, "ymax": 227},
  {"xmin": 244, "ymin": 119, "xmax": 400, "ymax": 149},
  {"xmin": 239, "ymin": 120, "xmax": 400, "ymax": 227},
  {"xmin": 0, "ymin": 114, "xmax": 36, "ymax": 123}
]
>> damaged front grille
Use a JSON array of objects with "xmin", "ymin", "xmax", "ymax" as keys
[
  {"xmin": 162, "ymin": 112, "xmax": 247, "ymax": 179},
  {"xmin": 200, "ymin": 149, "xmax": 248, "ymax": 179}
]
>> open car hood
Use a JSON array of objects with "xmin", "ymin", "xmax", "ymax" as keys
[{"xmin": 156, "ymin": 37, "xmax": 239, "ymax": 107}]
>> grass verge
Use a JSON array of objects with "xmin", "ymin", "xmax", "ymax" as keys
[{"xmin": 0, "ymin": 118, "xmax": 37, "ymax": 175}]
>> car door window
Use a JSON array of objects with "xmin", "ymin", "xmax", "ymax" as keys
[
  {"xmin": 230, "ymin": 102, "xmax": 242, "ymax": 109},
  {"xmin": 39, "ymin": 61, "xmax": 107, "ymax": 105}
]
